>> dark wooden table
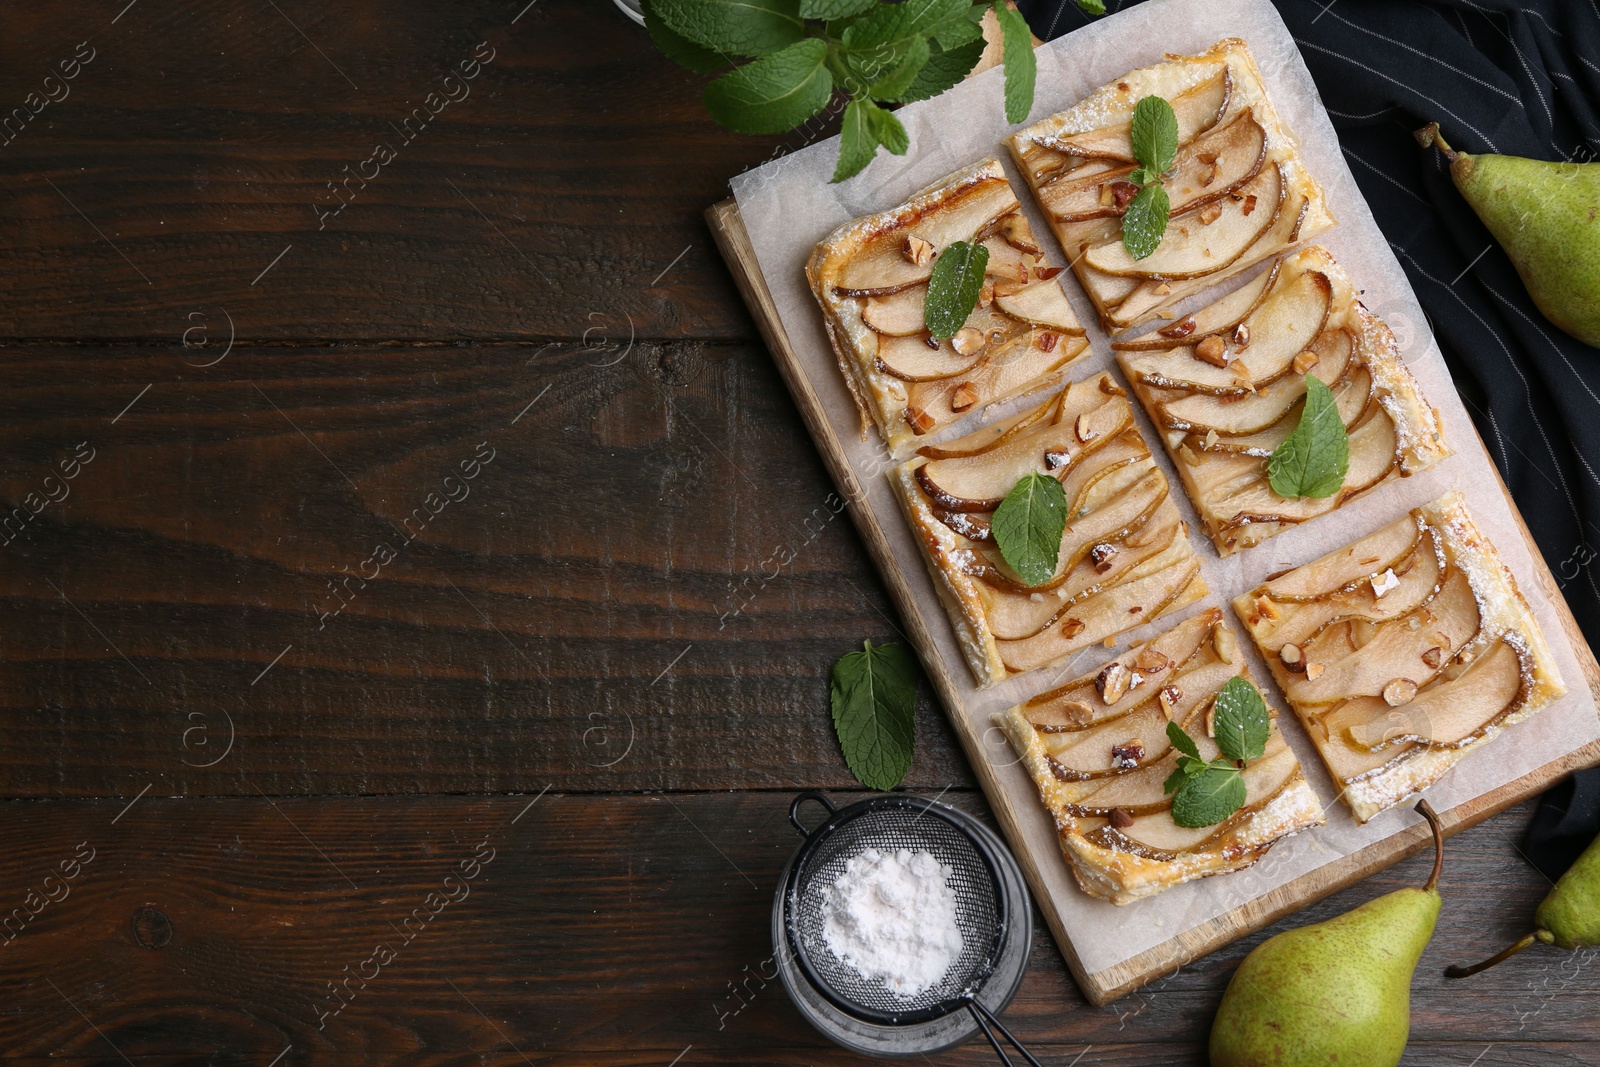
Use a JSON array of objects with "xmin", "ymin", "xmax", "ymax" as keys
[{"xmin": 0, "ymin": 3, "xmax": 1594, "ymax": 1063}]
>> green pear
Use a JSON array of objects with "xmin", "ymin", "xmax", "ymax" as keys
[
  {"xmin": 1416, "ymin": 123, "xmax": 1600, "ymax": 348},
  {"xmin": 1210, "ymin": 801, "xmax": 1445, "ymax": 1067},
  {"xmin": 1446, "ymin": 825, "xmax": 1600, "ymax": 978}
]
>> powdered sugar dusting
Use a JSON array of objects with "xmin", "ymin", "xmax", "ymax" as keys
[{"xmin": 820, "ymin": 847, "xmax": 965, "ymax": 998}]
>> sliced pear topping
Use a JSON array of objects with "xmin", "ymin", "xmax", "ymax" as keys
[
  {"xmin": 994, "ymin": 280, "xmax": 1084, "ymax": 331},
  {"xmin": 836, "ymin": 177, "xmax": 1017, "ymax": 295},
  {"xmin": 1210, "ymin": 411, "xmax": 1399, "ymax": 526},
  {"xmin": 1037, "ymin": 67, "xmax": 1231, "ymax": 163},
  {"xmin": 861, "ymin": 286, "xmax": 928, "ymax": 336},
  {"xmin": 1161, "ymin": 327, "xmax": 1353, "ymax": 435},
  {"xmin": 1082, "ymin": 163, "xmax": 1284, "ymax": 280},
  {"xmin": 1345, "ymin": 639, "xmax": 1524, "ymax": 751},
  {"xmin": 1113, "ymin": 262, "xmax": 1281, "ymax": 352},
  {"xmin": 874, "ymin": 334, "xmax": 983, "ymax": 383},
  {"xmin": 1261, "ymin": 515, "xmax": 1422, "ymax": 601}
]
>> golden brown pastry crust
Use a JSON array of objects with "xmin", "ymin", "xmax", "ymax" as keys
[
  {"xmin": 1234, "ymin": 492, "xmax": 1565, "ymax": 822},
  {"xmin": 997, "ymin": 609, "xmax": 1325, "ymax": 904},
  {"xmin": 889, "ymin": 371, "xmax": 1207, "ymax": 687},
  {"xmin": 1116, "ymin": 246, "xmax": 1450, "ymax": 555},
  {"xmin": 1008, "ymin": 38, "xmax": 1335, "ymax": 333},
  {"xmin": 807, "ymin": 158, "xmax": 1090, "ymax": 458}
]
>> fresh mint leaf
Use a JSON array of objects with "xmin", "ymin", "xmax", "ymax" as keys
[
  {"xmin": 865, "ymin": 100, "xmax": 909, "ymax": 153},
  {"xmin": 932, "ymin": 14, "xmax": 985, "ymax": 50},
  {"xmin": 1267, "ymin": 375, "xmax": 1350, "ymax": 499},
  {"xmin": 994, "ymin": 1, "xmax": 1036, "ymax": 124},
  {"xmin": 1163, "ymin": 762, "xmax": 1195, "ymax": 796},
  {"xmin": 830, "ymin": 638, "xmax": 919, "ymax": 790},
  {"xmin": 834, "ymin": 98, "xmax": 880, "ymax": 183},
  {"xmin": 643, "ymin": 0, "xmax": 728, "ymax": 73},
  {"xmin": 923, "ymin": 239, "xmax": 989, "ymax": 338},
  {"xmin": 1130, "ymin": 94, "xmax": 1179, "ymax": 175},
  {"xmin": 844, "ymin": 0, "xmax": 968, "ymax": 50},
  {"xmin": 868, "ymin": 37, "xmax": 930, "ymax": 99},
  {"xmin": 891, "ymin": 36, "xmax": 984, "ymax": 103},
  {"xmin": 800, "ymin": 0, "xmax": 875, "ymax": 18},
  {"xmin": 1171, "ymin": 763, "xmax": 1247, "ymax": 828},
  {"xmin": 703, "ymin": 38, "xmax": 833, "ymax": 135},
  {"xmin": 1122, "ymin": 183, "xmax": 1169, "ymax": 259},
  {"xmin": 992, "ymin": 471, "xmax": 1069, "ymax": 586},
  {"xmin": 653, "ymin": 0, "xmax": 805, "ymax": 57},
  {"xmin": 1166, "ymin": 719, "xmax": 1201, "ymax": 761},
  {"xmin": 1077, "ymin": 0, "xmax": 1107, "ymax": 13},
  {"xmin": 1127, "ymin": 166, "xmax": 1153, "ymax": 186},
  {"xmin": 1212, "ymin": 676, "xmax": 1270, "ymax": 763}
]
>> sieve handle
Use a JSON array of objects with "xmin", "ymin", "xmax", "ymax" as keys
[{"xmin": 788, "ymin": 791, "xmax": 837, "ymax": 836}]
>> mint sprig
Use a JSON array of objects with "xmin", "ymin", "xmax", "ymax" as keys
[
  {"xmin": 1267, "ymin": 375, "xmax": 1350, "ymax": 499},
  {"xmin": 1120, "ymin": 94, "xmax": 1179, "ymax": 260},
  {"xmin": 923, "ymin": 239, "xmax": 989, "ymax": 338},
  {"xmin": 830, "ymin": 639, "xmax": 919, "ymax": 790},
  {"xmin": 992, "ymin": 471, "xmax": 1068, "ymax": 586},
  {"xmin": 643, "ymin": 0, "xmax": 1105, "ymax": 183},
  {"xmin": 1160, "ymin": 678, "xmax": 1270, "ymax": 829}
]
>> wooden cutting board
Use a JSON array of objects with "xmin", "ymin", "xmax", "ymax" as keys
[{"xmin": 707, "ymin": 196, "xmax": 1600, "ymax": 1005}]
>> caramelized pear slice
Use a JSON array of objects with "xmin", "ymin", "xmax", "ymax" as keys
[
  {"xmin": 1202, "ymin": 364, "xmax": 1370, "ymax": 456},
  {"xmin": 1212, "ymin": 411, "xmax": 1399, "ymax": 525},
  {"xmin": 1123, "ymin": 268, "xmax": 1332, "ymax": 395},
  {"xmin": 1163, "ymin": 328, "xmax": 1354, "ymax": 435},
  {"xmin": 982, "ymin": 236, "xmax": 1036, "ymax": 285},
  {"xmin": 1112, "ymin": 261, "xmax": 1280, "ymax": 351},
  {"xmin": 994, "ymin": 281, "xmax": 1085, "ymax": 332},
  {"xmin": 1312, "ymin": 697, "xmax": 1421, "ymax": 781},
  {"xmin": 915, "ymin": 393, "xmax": 1055, "ymax": 461},
  {"xmin": 1023, "ymin": 609, "xmax": 1219, "ymax": 724},
  {"xmin": 1161, "ymin": 110, "xmax": 1268, "ymax": 214},
  {"xmin": 1037, "ymin": 164, "xmax": 1139, "ymax": 224},
  {"xmin": 1285, "ymin": 569, "xmax": 1479, "ymax": 706},
  {"xmin": 836, "ymin": 177, "xmax": 1017, "ymax": 296},
  {"xmin": 861, "ymin": 286, "xmax": 927, "ymax": 336},
  {"xmin": 1036, "ymin": 68, "xmax": 1231, "ymax": 163},
  {"xmin": 915, "ymin": 397, "xmax": 1122, "ymax": 510},
  {"xmin": 985, "ymin": 516, "xmax": 1178, "ymax": 637},
  {"xmin": 1262, "ymin": 516, "xmax": 1422, "ymax": 601},
  {"xmin": 1257, "ymin": 539, "xmax": 1443, "ymax": 652},
  {"xmin": 875, "ymin": 334, "xmax": 983, "ymax": 382},
  {"xmin": 1109, "ymin": 742, "xmax": 1299, "ymax": 854},
  {"xmin": 1083, "ymin": 163, "xmax": 1284, "ymax": 279},
  {"xmin": 1345, "ymin": 639, "xmax": 1525, "ymax": 751}
]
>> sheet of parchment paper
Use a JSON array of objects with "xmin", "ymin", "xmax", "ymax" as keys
[{"xmin": 729, "ymin": 0, "xmax": 1600, "ymax": 977}]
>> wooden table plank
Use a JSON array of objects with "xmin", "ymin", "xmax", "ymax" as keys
[
  {"xmin": 0, "ymin": 2, "xmax": 786, "ymax": 342},
  {"xmin": 0, "ymin": 792, "xmax": 1587, "ymax": 1064},
  {"xmin": 0, "ymin": 341, "xmax": 979, "ymax": 796}
]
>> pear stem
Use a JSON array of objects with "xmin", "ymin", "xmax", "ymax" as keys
[
  {"xmin": 1414, "ymin": 799, "xmax": 1444, "ymax": 893},
  {"xmin": 1445, "ymin": 932, "xmax": 1541, "ymax": 979},
  {"xmin": 1415, "ymin": 122, "xmax": 1459, "ymax": 162}
]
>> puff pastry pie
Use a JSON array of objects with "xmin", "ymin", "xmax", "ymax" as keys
[
  {"xmin": 1233, "ymin": 493, "xmax": 1566, "ymax": 823},
  {"xmin": 890, "ymin": 370, "xmax": 1206, "ymax": 687},
  {"xmin": 808, "ymin": 158, "xmax": 1090, "ymax": 458},
  {"xmin": 1115, "ymin": 246, "xmax": 1450, "ymax": 554},
  {"xmin": 998, "ymin": 608, "xmax": 1324, "ymax": 904},
  {"xmin": 1008, "ymin": 38, "xmax": 1334, "ymax": 333}
]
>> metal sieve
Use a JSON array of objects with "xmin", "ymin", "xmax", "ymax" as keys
[{"xmin": 783, "ymin": 792, "xmax": 1043, "ymax": 1066}]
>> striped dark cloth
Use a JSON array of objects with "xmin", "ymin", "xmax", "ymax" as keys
[{"xmin": 1018, "ymin": 0, "xmax": 1600, "ymax": 875}]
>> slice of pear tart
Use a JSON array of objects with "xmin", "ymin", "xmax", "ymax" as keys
[
  {"xmin": 807, "ymin": 158, "xmax": 1091, "ymax": 458},
  {"xmin": 1115, "ymin": 246, "xmax": 1450, "ymax": 555},
  {"xmin": 997, "ymin": 609, "xmax": 1324, "ymax": 905},
  {"xmin": 889, "ymin": 370, "xmax": 1207, "ymax": 687},
  {"xmin": 1007, "ymin": 38, "xmax": 1335, "ymax": 334},
  {"xmin": 1233, "ymin": 493, "xmax": 1566, "ymax": 823}
]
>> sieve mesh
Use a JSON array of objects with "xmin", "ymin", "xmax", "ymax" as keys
[{"xmin": 786, "ymin": 799, "xmax": 1005, "ymax": 1023}]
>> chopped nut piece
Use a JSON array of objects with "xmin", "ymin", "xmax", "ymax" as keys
[
  {"xmin": 1200, "ymin": 163, "xmax": 1220, "ymax": 187},
  {"xmin": 977, "ymin": 278, "xmax": 995, "ymax": 308},
  {"xmin": 1195, "ymin": 334, "xmax": 1229, "ymax": 366},
  {"xmin": 1197, "ymin": 151, "xmax": 1218, "ymax": 165},
  {"xmin": 1197, "ymin": 201, "xmax": 1223, "ymax": 224},
  {"xmin": 1061, "ymin": 700, "xmax": 1094, "ymax": 725},
  {"xmin": 904, "ymin": 235, "xmax": 936, "ymax": 265},
  {"xmin": 1034, "ymin": 265, "xmax": 1064, "ymax": 280},
  {"xmin": 1061, "ymin": 618, "xmax": 1086, "ymax": 639},
  {"xmin": 1038, "ymin": 331, "xmax": 1059, "ymax": 352},
  {"xmin": 923, "ymin": 335, "xmax": 942, "ymax": 350},
  {"xmin": 1134, "ymin": 647, "xmax": 1170, "ymax": 674},
  {"xmin": 1075, "ymin": 412, "xmax": 1100, "ymax": 443},
  {"xmin": 1203, "ymin": 428, "xmax": 1220, "ymax": 450},
  {"xmin": 1110, "ymin": 739, "xmax": 1145, "ymax": 769},
  {"xmin": 1153, "ymin": 281, "xmax": 1173, "ymax": 295},
  {"xmin": 1383, "ymin": 678, "xmax": 1419, "ymax": 707},
  {"xmin": 1292, "ymin": 349, "xmax": 1320, "ymax": 375},
  {"xmin": 1159, "ymin": 315, "xmax": 1198, "ymax": 339},
  {"xmin": 1304, "ymin": 661, "xmax": 1326, "ymax": 681},
  {"xmin": 1158, "ymin": 684, "xmax": 1182, "ymax": 717},
  {"xmin": 1231, "ymin": 361, "xmax": 1255, "ymax": 389},
  {"xmin": 1408, "ymin": 616, "xmax": 1422, "ymax": 630},
  {"xmin": 1371, "ymin": 568, "xmax": 1401, "ymax": 598},
  {"xmin": 1456, "ymin": 647, "xmax": 1475, "ymax": 665},
  {"xmin": 950, "ymin": 327, "xmax": 986, "ymax": 356},
  {"xmin": 1109, "ymin": 807, "xmax": 1135, "ymax": 829},
  {"xmin": 1090, "ymin": 542, "xmax": 1118, "ymax": 574},
  {"xmin": 1043, "ymin": 449, "xmax": 1070, "ymax": 470},
  {"xmin": 1279, "ymin": 642, "xmax": 1307, "ymax": 672},
  {"xmin": 1110, "ymin": 181, "xmax": 1139, "ymax": 210},
  {"xmin": 1177, "ymin": 443, "xmax": 1199, "ymax": 466},
  {"xmin": 1255, "ymin": 594, "xmax": 1282, "ymax": 621},
  {"xmin": 1098, "ymin": 183, "xmax": 1116, "ymax": 207},
  {"xmin": 1242, "ymin": 194, "xmax": 1258, "ymax": 215},
  {"xmin": 1421, "ymin": 646, "xmax": 1445, "ymax": 669},
  {"xmin": 1205, "ymin": 702, "xmax": 1218, "ymax": 738},
  {"xmin": 950, "ymin": 382, "xmax": 979, "ymax": 413},
  {"xmin": 1096, "ymin": 661, "xmax": 1130, "ymax": 704},
  {"xmin": 1213, "ymin": 625, "xmax": 1239, "ymax": 664},
  {"xmin": 1430, "ymin": 630, "xmax": 1453, "ymax": 650},
  {"xmin": 905, "ymin": 405, "xmax": 935, "ymax": 435},
  {"xmin": 1103, "ymin": 635, "xmax": 1117, "ymax": 648},
  {"xmin": 1231, "ymin": 323, "xmax": 1251, "ymax": 349}
]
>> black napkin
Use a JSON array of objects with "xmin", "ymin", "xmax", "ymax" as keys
[{"xmin": 1018, "ymin": 0, "xmax": 1600, "ymax": 878}]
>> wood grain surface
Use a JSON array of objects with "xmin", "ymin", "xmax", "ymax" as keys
[{"xmin": 0, "ymin": 0, "xmax": 1596, "ymax": 1062}]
